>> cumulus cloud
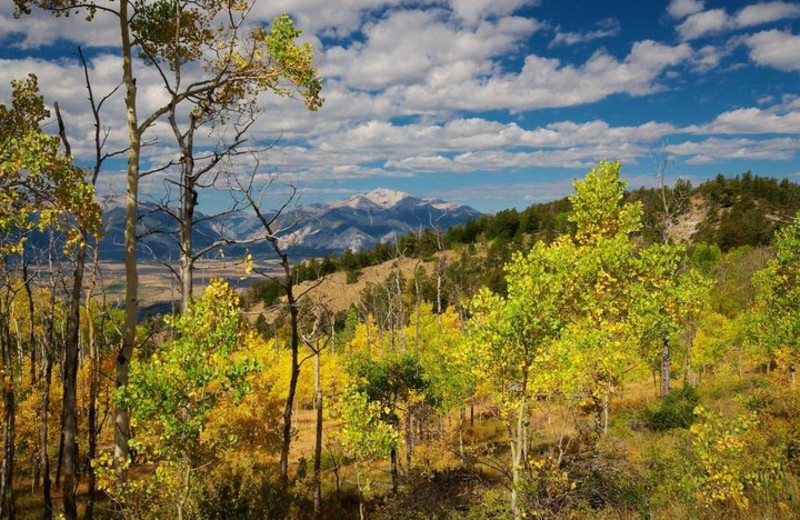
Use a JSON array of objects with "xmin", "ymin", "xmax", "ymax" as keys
[
  {"xmin": 677, "ymin": 9, "xmax": 731, "ymax": 40},
  {"xmin": 0, "ymin": 1, "xmax": 120, "ymax": 49},
  {"xmin": 323, "ymin": 9, "xmax": 540, "ymax": 89},
  {"xmin": 676, "ymin": 1, "xmax": 800, "ymax": 40},
  {"xmin": 250, "ymin": 0, "xmax": 537, "ymax": 38},
  {"xmin": 689, "ymin": 44, "xmax": 732, "ymax": 72},
  {"xmin": 667, "ymin": 0, "xmax": 705, "ymax": 19},
  {"xmin": 742, "ymin": 29, "xmax": 800, "ymax": 71},
  {"xmin": 449, "ymin": 0, "xmax": 535, "ymax": 26},
  {"xmin": 393, "ymin": 40, "xmax": 691, "ymax": 113},
  {"xmin": 735, "ymin": 2, "xmax": 800, "ymax": 27},
  {"xmin": 693, "ymin": 105, "xmax": 800, "ymax": 134},
  {"xmin": 667, "ymin": 137, "xmax": 800, "ymax": 164}
]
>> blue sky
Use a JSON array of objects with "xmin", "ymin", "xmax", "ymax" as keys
[{"xmin": 1, "ymin": 0, "xmax": 799, "ymax": 212}]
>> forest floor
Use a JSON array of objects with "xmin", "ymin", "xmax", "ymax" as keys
[{"xmin": 10, "ymin": 349, "xmax": 800, "ymax": 519}]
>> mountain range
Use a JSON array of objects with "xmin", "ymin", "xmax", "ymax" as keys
[{"xmin": 96, "ymin": 189, "xmax": 481, "ymax": 263}]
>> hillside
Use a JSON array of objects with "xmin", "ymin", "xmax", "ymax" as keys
[{"xmin": 286, "ymin": 173, "xmax": 800, "ymax": 290}]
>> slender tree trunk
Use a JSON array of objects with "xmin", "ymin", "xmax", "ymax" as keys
[
  {"xmin": 179, "ymin": 210, "xmax": 193, "ymax": 313},
  {"xmin": 390, "ymin": 446, "xmax": 398, "ymax": 493},
  {"xmin": 55, "ymin": 400, "xmax": 64, "ymax": 488},
  {"xmin": 510, "ymin": 392, "xmax": 526, "ymax": 520},
  {"xmin": 685, "ymin": 325, "xmax": 695, "ymax": 387},
  {"xmin": 313, "ymin": 345, "xmax": 323, "ymax": 520},
  {"xmin": 603, "ymin": 381, "xmax": 611, "ymax": 436},
  {"xmin": 21, "ymin": 261, "xmax": 35, "ymax": 385},
  {"xmin": 0, "ymin": 308, "xmax": 15, "ymax": 520},
  {"xmin": 661, "ymin": 336, "xmax": 670, "ymax": 397},
  {"xmin": 0, "ymin": 279, "xmax": 15, "ymax": 519},
  {"xmin": 470, "ymin": 400, "xmax": 474, "ymax": 427},
  {"xmin": 85, "ymin": 244, "xmax": 101, "ymax": 520},
  {"xmin": 63, "ymin": 237, "xmax": 87, "ymax": 520},
  {"xmin": 356, "ymin": 469, "xmax": 366, "ymax": 520},
  {"xmin": 280, "ymin": 283, "xmax": 300, "ymax": 485},
  {"xmin": 459, "ymin": 407, "xmax": 465, "ymax": 461},
  {"xmin": 40, "ymin": 252, "xmax": 58, "ymax": 520},
  {"xmin": 23, "ymin": 260, "xmax": 40, "ymax": 495},
  {"xmin": 405, "ymin": 406, "xmax": 413, "ymax": 471},
  {"xmin": 246, "ymin": 191, "xmax": 302, "ymax": 487},
  {"xmin": 115, "ymin": 0, "xmax": 140, "ymax": 482},
  {"xmin": 174, "ymin": 109, "xmax": 196, "ymax": 314},
  {"xmin": 0, "ymin": 385, "xmax": 15, "ymax": 520}
]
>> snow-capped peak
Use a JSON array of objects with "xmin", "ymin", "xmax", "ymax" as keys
[{"xmin": 362, "ymin": 188, "xmax": 410, "ymax": 208}]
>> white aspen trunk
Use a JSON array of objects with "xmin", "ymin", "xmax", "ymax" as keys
[{"xmin": 115, "ymin": 0, "xmax": 140, "ymax": 482}]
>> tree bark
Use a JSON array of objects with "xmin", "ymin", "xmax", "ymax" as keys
[
  {"xmin": 115, "ymin": 0, "xmax": 140, "ymax": 482},
  {"xmin": 280, "ymin": 283, "xmax": 299, "ymax": 486},
  {"xmin": 53, "ymin": 96, "xmax": 82, "ymax": 518},
  {"xmin": 179, "ymin": 199, "xmax": 194, "ymax": 313},
  {"xmin": 313, "ymin": 346, "xmax": 323, "ymax": 520},
  {"xmin": 244, "ymin": 186, "xmax": 301, "ymax": 487},
  {"xmin": 21, "ymin": 260, "xmax": 35, "ymax": 385},
  {"xmin": 85, "ymin": 244, "xmax": 101, "ymax": 520},
  {"xmin": 0, "ymin": 310, "xmax": 16, "ymax": 520},
  {"xmin": 62, "ymin": 234, "xmax": 86, "ymax": 520},
  {"xmin": 390, "ymin": 446, "xmax": 398, "ymax": 493},
  {"xmin": 510, "ymin": 392, "xmax": 526, "ymax": 520},
  {"xmin": 405, "ymin": 405, "xmax": 413, "ymax": 471}
]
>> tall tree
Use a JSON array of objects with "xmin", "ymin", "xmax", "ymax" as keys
[
  {"xmin": 469, "ymin": 239, "xmax": 573, "ymax": 520},
  {"xmin": 238, "ymin": 182, "xmax": 305, "ymax": 485},
  {"xmin": 558, "ymin": 161, "xmax": 643, "ymax": 435}
]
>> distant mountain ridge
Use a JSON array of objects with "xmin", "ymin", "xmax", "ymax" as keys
[{"xmin": 94, "ymin": 189, "xmax": 481, "ymax": 262}]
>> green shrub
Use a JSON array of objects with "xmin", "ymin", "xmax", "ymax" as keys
[
  {"xmin": 641, "ymin": 386, "xmax": 700, "ymax": 432},
  {"xmin": 199, "ymin": 473, "xmax": 295, "ymax": 520},
  {"xmin": 346, "ymin": 269, "xmax": 362, "ymax": 284}
]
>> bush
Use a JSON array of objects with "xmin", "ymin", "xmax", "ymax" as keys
[
  {"xmin": 641, "ymin": 386, "xmax": 700, "ymax": 432},
  {"xmin": 199, "ymin": 473, "xmax": 295, "ymax": 520},
  {"xmin": 346, "ymin": 269, "xmax": 362, "ymax": 284}
]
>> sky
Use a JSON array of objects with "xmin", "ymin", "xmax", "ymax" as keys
[{"xmin": 1, "ymin": 0, "xmax": 799, "ymax": 213}]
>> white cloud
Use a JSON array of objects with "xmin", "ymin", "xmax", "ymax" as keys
[
  {"xmin": 323, "ymin": 9, "xmax": 540, "ymax": 89},
  {"xmin": 428, "ymin": 179, "xmax": 579, "ymax": 205},
  {"xmin": 676, "ymin": 1, "xmax": 800, "ymax": 40},
  {"xmin": 383, "ymin": 146, "xmax": 642, "ymax": 173},
  {"xmin": 0, "ymin": 1, "xmax": 120, "ymax": 49},
  {"xmin": 735, "ymin": 2, "xmax": 800, "ymax": 27},
  {"xmin": 689, "ymin": 44, "xmax": 732, "ymax": 72},
  {"xmin": 394, "ymin": 40, "xmax": 691, "ymax": 113},
  {"xmin": 694, "ymin": 106, "xmax": 800, "ymax": 134},
  {"xmin": 667, "ymin": 137, "xmax": 800, "ymax": 163},
  {"xmin": 250, "ymin": 0, "xmax": 537, "ymax": 38},
  {"xmin": 742, "ymin": 29, "xmax": 800, "ymax": 71},
  {"xmin": 449, "ymin": 0, "xmax": 535, "ymax": 26},
  {"xmin": 677, "ymin": 8, "xmax": 730, "ymax": 40},
  {"xmin": 549, "ymin": 18, "xmax": 620, "ymax": 47},
  {"xmin": 667, "ymin": 0, "xmax": 705, "ymax": 19}
]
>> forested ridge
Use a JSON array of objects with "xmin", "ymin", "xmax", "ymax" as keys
[
  {"xmin": 4, "ymin": 2, "xmax": 800, "ymax": 520},
  {"xmin": 276, "ymin": 171, "xmax": 800, "ymax": 307}
]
